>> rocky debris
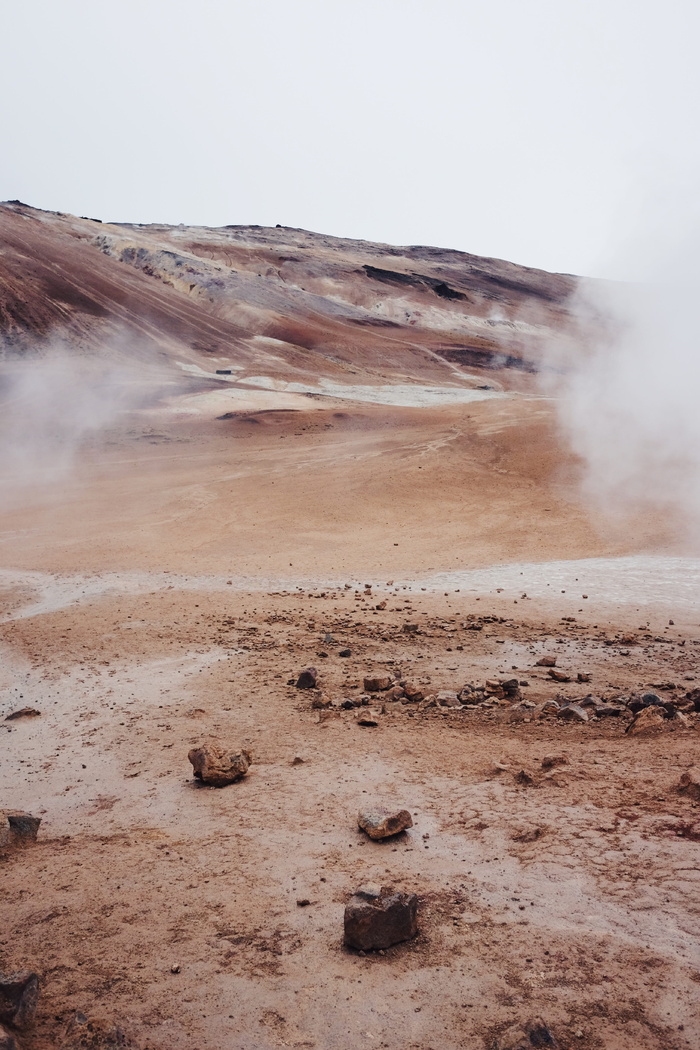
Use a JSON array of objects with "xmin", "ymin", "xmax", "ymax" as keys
[
  {"xmin": 537, "ymin": 699, "xmax": 560, "ymax": 717},
  {"xmin": 61, "ymin": 1010, "xmax": 137, "ymax": 1049},
  {"xmin": 317, "ymin": 709, "xmax": 341, "ymax": 724},
  {"xmin": 402, "ymin": 680, "xmax": 424, "ymax": 701},
  {"xmin": 0, "ymin": 812, "xmax": 41, "ymax": 852},
  {"xmin": 541, "ymin": 754, "xmax": 568, "ymax": 769},
  {"xmin": 515, "ymin": 769, "xmax": 535, "ymax": 786},
  {"xmin": 547, "ymin": 669, "xmax": 571, "ymax": 683},
  {"xmin": 436, "ymin": 690, "xmax": 460, "ymax": 707},
  {"xmin": 358, "ymin": 807, "xmax": 413, "ymax": 840},
  {"xmin": 535, "ymin": 656, "xmax": 557, "ymax": 667},
  {"xmin": 556, "ymin": 704, "xmax": 588, "ymax": 722},
  {"xmin": 495, "ymin": 1017, "xmax": 559, "ymax": 1049},
  {"xmin": 626, "ymin": 706, "xmax": 666, "ymax": 736},
  {"xmin": 679, "ymin": 767, "xmax": 700, "ymax": 800},
  {"xmin": 0, "ymin": 1024, "xmax": 19, "ymax": 1050},
  {"xmin": 402, "ymin": 623, "xmax": 419, "ymax": 634},
  {"xmin": 295, "ymin": 667, "xmax": 318, "ymax": 689},
  {"xmin": 593, "ymin": 702, "xmax": 625, "ymax": 718},
  {"xmin": 0, "ymin": 972, "xmax": 39, "ymax": 1030},
  {"xmin": 4, "ymin": 708, "xmax": 41, "ymax": 721},
  {"xmin": 343, "ymin": 885, "xmax": 418, "ymax": 950},
  {"xmin": 310, "ymin": 693, "xmax": 333, "ymax": 709},
  {"xmin": 356, "ymin": 709, "xmax": 381, "ymax": 727},
  {"xmin": 501, "ymin": 678, "xmax": 521, "ymax": 700},
  {"xmin": 187, "ymin": 743, "xmax": 251, "ymax": 786},
  {"xmin": 628, "ymin": 691, "xmax": 664, "ymax": 713},
  {"xmin": 363, "ymin": 675, "xmax": 393, "ymax": 692},
  {"xmin": 385, "ymin": 685, "xmax": 406, "ymax": 701}
]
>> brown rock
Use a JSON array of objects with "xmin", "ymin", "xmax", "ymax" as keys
[
  {"xmin": 356, "ymin": 708, "xmax": 381, "ymax": 726},
  {"xmin": 310, "ymin": 693, "xmax": 332, "ymax": 709},
  {"xmin": 557, "ymin": 704, "xmax": 588, "ymax": 722},
  {"xmin": 402, "ymin": 680, "xmax": 424, "ymax": 702},
  {"xmin": 547, "ymin": 669, "xmax": 571, "ymax": 683},
  {"xmin": 402, "ymin": 623, "xmax": 419, "ymax": 634},
  {"xmin": 535, "ymin": 656, "xmax": 557, "ymax": 667},
  {"xmin": 577, "ymin": 672, "xmax": 592, "ymax": 683},
  {"xmin": 0, "ymin": 972, "xmax": 39, "ymax": 1030},
  {"xmin": 296, "ymin": 667, "xmax": 318, "ymax": 689},
  {"xmin": 385, "ymin": 685, "xmax": 405, "ymax": 701},
  {"xmin": 626, "ymin": 706, "xmax": 665, "ymax": 736},
  {"xmin": 344, "ymin": 886, "xmax": 418, "ymax": 950},
  {"xmin": 358, "ymin": 807, "xmax": 413, "ymax": 840},
  {"xmin": 4, "ymin": 708, "xmax": 41, "ymax": 721},
  {"xmin": 679, "ymin": 766, "xmax": 700, "ymax": 800},
  {"xmin": 541, "ymin": 754, "xmax": 568, "ymax": 770},
  {"xmin": 363, "ymin": 676, "xmax": 393, "ymax": 692},
  {"xmin": 187, "ymin": 743, "xmax": 251, "ymax": 786}
]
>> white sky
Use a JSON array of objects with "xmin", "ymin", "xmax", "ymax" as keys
[{"xmin": 2, "ymin": 0, "xmax": 699, "ymax": 277}]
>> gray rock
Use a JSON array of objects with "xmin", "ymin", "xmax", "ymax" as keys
[
  {"xmin": 344, "ymin": 886, "xmax": 418, "ymax": 950},
  {"xmin": 0, "ymin": 972, "xmax": 39, "ymax": 1029},
  {"xmin": 436, "ymin": 690, "xmax": 460, "ymax": 707},
  {"xmin": 556, "ymin": 704, "xmax": 588, "ymax": 722},
  {"xmin": 0, "ymin": 812, "xmax": 41, "ymax": 851},
  {"xmin": 358, "ymin": 807, "xmax": 413, "ymax": 840}
]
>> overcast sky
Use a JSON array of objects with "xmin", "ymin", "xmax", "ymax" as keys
[{"xmin": 2, "ymin": 0, "xmax": 699, "ymax": 277}]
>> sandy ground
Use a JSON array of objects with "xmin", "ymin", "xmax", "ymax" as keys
[{"xmin": 1, "ymin": 397, "xmax": 700, "ymax": 1050}]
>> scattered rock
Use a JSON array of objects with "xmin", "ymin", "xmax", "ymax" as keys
[
  {"xmin": 626, "ymin": 706, "xmax": 666, "ymax": 736},
  {"xmin": 593, "ymin": 702, "xmax": 625, "ymax": 718},
  {"xmin": 339, "ymin": 649, "xmax": 352, "ymax": 658},
  {"xmin": 0, "ymin": 972, "xmax": 39, "ymax": 1029},
  {"xmin": 495, "ymin": 1017, "xmax": 559, "ymax": 1049},
  {"xmin": 317, "ymin": 709, "xmax": 341, "ymax": 724},
  {"xmin": 679, "ymin": 766, "xmax": 700, "ymax": 800},
  {"xmin": 515, "ymin": 769, "xmax": 535, "ymax": 786},
  {"xmin": 291, "ymin": 756, "xmax": 305, "ymax": 766},
  {"xmin": 310, "ymin": 693, "xmax": 333, "ymax": 709},
  {"xmin": 356, "ymin": 709, "xmax": 381, "ymax": 727},
  {"xmin": 402, "ymin": 623, "xmax": 419, "ymax": 634},
  {"xmin": 547, "ymin": 669, "xmax": 571, "ymax": 683},
  {"xmin": 0, "ymin": 812, "xmax": 41, "ymax": 852},
  {"xmin": 557, "ymin": 704, "xmax": 588, "ymax": 722},
  {"xmin": 535, "ymin": 656, "xmax": 557, "ymax": 667},
  {"xmin": 4, "ymin": 708, "xmax": 41, "ymax": 722},
  {"xmin": 296, "ymin": 898, "xmax": 311, "ymax": 907},
  {"xmin": 436, "ymin": 690, "xmax": 460, "ymax": 707},
  {"xmin": 402, "ymin": 680, "xmax": 424, "ymax": 702},
  {"xmin": 343, "ymin": 886, "xmax": 418, "ymax": 950},
  {"xmin": 577, "ymin": 672, "xmax": 591, "ymax": 683},
  {"xmin": 358, "ymin": 807, "xmax": 413, "ymax": 840},
  {"xmin": 363, "ymin": 676, "xmax": 393, "ymax": 692},
  {"xmin": 187, "ymin": 743, "xmax": 251, "ymax": 786},
  {"xmin": 628, "ymin": 691, "xmax": 664, "ymax": 713},
  {"xmin": 296, "ymin": 668, "xmax": 319, "ymax": 689}
]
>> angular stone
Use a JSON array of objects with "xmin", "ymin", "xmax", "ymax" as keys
[
  {"xmin": 356, "ymin": 709, "xmax": 381, "ymax": 726},
  {"xmin": 535, "ymin": 656, "xmax": 557, "ymax": 667},
  {"xmin": 0, "ymin": 972, "xmax": 39, "ymax": 1029},
  {"xmin": 593, "ymin": 702, "xmax": 625, "ymax": 717},
  {"xmin": 626, "ymin": 706, "xmax": 666, "ymax": 736},
  {"xmin": 557, "ymin": 704, "xmax": 588, "ymax": 722},
  {"xmin": 402, "ymin": 680, "xmax": 424, "ymax": 702},
  {"xmin": 0, "ymin": 812, "xmax": 41, "ymax": 852},
  {"xmin": 436, "ymin": 690, "xmax": 460, "ymax": 707},
  {"xmin": 679, "ymin": 766, "xmax": 700, "ymax": 800},
  {"xmin": 385, "ymin": 685, "xmax": 405, "ymax": 701},
  {"xmin": 363, "ymin": 676, "xmax": 393, "ymax": 692},
  {"xmin": 358, "ymin": 807, "xmax": 413, "ymax": 840},
  {"xmin": 547, "ymin": 669, "xmax": 571, "ymax": 683},
  {"xmin": 339, "ymin": 649, "xmax": 352, "ymax": 658},
  {"xmin": 187, "ymin": 743, "xmax": 251, "ymax": 786},
  {"xmin": 310, "ymin": 693, "xmax": 332, "ymax": 709},
  {"xmin": 344, "ymin": 886, "xmax": 418, "ymax": 950},
  {"xmin": 295, "ymin": 667, "xmax": 318, "ymax": 689}
]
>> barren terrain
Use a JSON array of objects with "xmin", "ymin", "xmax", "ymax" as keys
[{"xmin": 1, "ymin": 204, "xmax": 699, "ymax": 1050}]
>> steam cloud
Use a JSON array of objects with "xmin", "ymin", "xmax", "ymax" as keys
[
  {"xmin": 545, "ymin": 244, "xmax": 700, "ymax": 538},
  {"xmin": 0, "ymin": 352, "xmax": 142, "ymax": 508}
]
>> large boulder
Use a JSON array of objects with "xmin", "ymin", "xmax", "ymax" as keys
[
  {"xmin": 187, "ymin": 743, "xmax": 251, "ymax": 786},
  {"xmin": 626, "ymin": 706, "xmax": 666, "ymax": 736},
  {"xmin": 0, "ymin": 972, "xmax": 39, "ymax": 1029},
  {"xmin": 358, "ymin": 807, "xmax": 413, "ymax": 840},
  {"xmin": 344, "ymin": 885, "xmax": 418, "ymax": 950}
]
